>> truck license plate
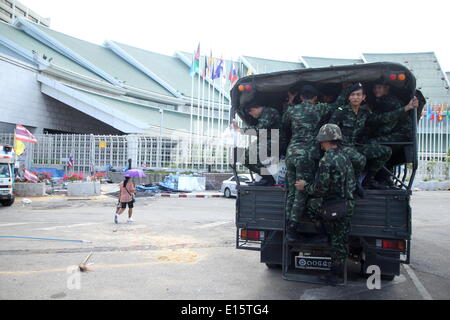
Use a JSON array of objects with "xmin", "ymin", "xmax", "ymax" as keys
[{"xmin": 295, "ymin": 256, "xmax": 331, "ymax": 270}]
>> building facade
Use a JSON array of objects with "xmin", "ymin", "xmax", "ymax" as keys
[{"xmin": 0, "ymin": 0, "xmax": 50, "ymax": 27}]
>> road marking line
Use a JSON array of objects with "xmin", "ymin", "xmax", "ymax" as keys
[
  {"xmin": 300, "ymin": 274, "xmax": 407, "ymax": 300},
  {"xmin": 403, "ymin": 264, "xmax": 433, "ymax": 300},
  {"xmin": 0, "ymin": 223, "xmax": 30, "ymax": 228},
  {"xmin": 192, "ymin": 221, "xmax": 231, "ymax": 229},
  {"xmin": 36, "ymin": 223, "xmax": 101, "ymax": 231}
]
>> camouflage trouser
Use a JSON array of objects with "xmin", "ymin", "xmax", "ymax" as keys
[
  {"xmin": 356, "ymin": 142, "xmax": 392, "ymax": 173},
  {"xmin": 285, "ymin": 147, "xmax": 316, "ymax": 224},
  {"xmin": 340, "ymin": 146, "xmax": 366, "ymax": 177},
  {"xmin": 306, "ymin": 198, "xmax": 355, "ymax": 262}
]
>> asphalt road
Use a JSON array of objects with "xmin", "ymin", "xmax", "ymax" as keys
[{"xmin": 0, "ymin": 191, "xmax": 449, "ymax": 300}]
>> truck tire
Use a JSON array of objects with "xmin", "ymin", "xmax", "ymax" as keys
[
  {"xmin": 1, "ymin": 197, "xmax": 14, "ymax": 206},
  {"xmin": 224, "ymin": 188, "xmax": 232, "ymax": 198},
  {"xmin": 265, "ymin": 263, "xmax": 281, "ymax": 269}
]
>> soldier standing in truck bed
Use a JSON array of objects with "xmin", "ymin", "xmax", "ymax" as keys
[
  {"xmin": 329, "ymin": 83, "xmax": 418, "ymax": 190},
  {"xmin": 281, "ymin": 84, "xmax": 348, "ymax": 242},
  {"xmin": 295, "ymin": 123, "xmax": 356, "ymax": 286},
  {"xmin": 232, "ymin": 105, "xmax": 281, "ymax": 186}
]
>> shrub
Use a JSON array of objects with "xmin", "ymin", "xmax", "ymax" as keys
[{"xmin": 63, "ymin": 172, "xmax": 84, "ymax": 181}]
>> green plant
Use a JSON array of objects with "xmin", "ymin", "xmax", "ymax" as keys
[{"xmin": 63, "ymin": 172, "xmax": 84, "ymax": 181}]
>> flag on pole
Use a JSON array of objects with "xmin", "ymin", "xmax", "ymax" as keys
[
  {"xmin": 67, "ymin": 154, "xmax": 75, "ymax": 169},
  {"xmin": 14, "ymin": 139, "xmax": 25, "ymax": 156},
  {"xmin": 426, "ymin": 105, "xmax": 435, "ymax": 121},
  {"xmin": 212, "ymin": 57, "xmax": 223, "ymax": 80},
  {"xmin": 437, "ymin": 105, "xmax": 445, "ymax": 121},
  {"xmin": 24, "ymin": 169, "xmax": 39, "ymax": 183},
  {"xmin": 15, "ymin": 124, "xmax": 37, "ymax": 143},
  {"xmin": 202, "ymin": 55, "xmax": 208, "ymax": 79},
  {"xmin": 189, "ymin": 43, "xmax": 200, "ymax": 77},
  {"xmin": 228, "ymin": 63, "xmax": 239, "ymax": 85}
]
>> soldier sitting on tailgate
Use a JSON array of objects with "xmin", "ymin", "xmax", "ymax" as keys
[
  {"xmin": 329, "ymin": 83, "xmax": 418, "ymax": 192},
  {"xmin": 232, "ymin": 104, "xmax": 282, "ymax": 186}
]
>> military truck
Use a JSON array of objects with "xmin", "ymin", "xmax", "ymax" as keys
[{"xmin": 229, "ymin": 62, "xmax": 425, "ymax": 284}]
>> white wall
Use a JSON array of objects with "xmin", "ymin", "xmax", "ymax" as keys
[{"xmin": 0, "ymin": 56, "xmax": 122, "ymax": 135}]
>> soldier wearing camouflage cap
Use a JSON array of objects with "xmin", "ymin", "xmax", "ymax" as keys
[{"xmin": 295, "ymin": 123, "xmax": 356, "ymax": 285}]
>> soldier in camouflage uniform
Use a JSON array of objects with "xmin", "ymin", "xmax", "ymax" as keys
[
  {"xmin": 368, "ymin": 79, "xmax": 416, "ymax": 187},
  {"xmin": 281, "ymin": 85, "xmax": 348, "ymax": 241},
  {"xmin": 295, "ymin": 124, "xmax": 355, "ymax": 286},
  {"xmin": 329, "ymin": 83, "xmax": 418, "ymax": 190},
  {"xmin": 233, "ymin": 105, "xmax": 281, "ymax": 186},
  {"xmin": 370, "ymin": 78, "xmax": 413, "ymax": 143}
]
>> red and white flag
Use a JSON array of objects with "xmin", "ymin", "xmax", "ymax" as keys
[
  {"xmin": 67, "ymin": 154, "xmax": 75, "ymax": 169},
  {"xmin": 24, "ymin": 169, "xmax": 39, "ymax": 183},
  {"xmin": 15, "ymin": 124, "xmax": 37, "ymax": 143}
]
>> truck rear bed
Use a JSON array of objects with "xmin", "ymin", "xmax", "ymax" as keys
[{"xmin": 236, "ymin": 185, "xmax": 411, "ymax": 240}]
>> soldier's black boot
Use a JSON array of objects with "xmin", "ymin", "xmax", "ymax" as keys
[
  {"xmin": 252, "ymin": 175, "xmax": 276, "ymax": 186},
  {"xmin": 285, "ymin": 222, "xmax": 305, "ymax": 243},
  {"xmin": 376, "ymin": 170, "xmax": 396, "ymax": 189},
  {"xmin": 362, "ymin": 172, "xmax": 389, "ymax": 190}
]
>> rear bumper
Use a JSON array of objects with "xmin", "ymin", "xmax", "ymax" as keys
[{"xmin": 0, "ymin": 194, "xmax": 13, "ymax": 200}]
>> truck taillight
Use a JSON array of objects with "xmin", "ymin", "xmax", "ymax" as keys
[
  {"xmin": 241, "ymin": 229, "xmax": 264, "ymax": 241},
  {"xmin": 377, "ymin": 239, "xmax": 406, "ymax": 250}
]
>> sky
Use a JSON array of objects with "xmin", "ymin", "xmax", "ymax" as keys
[{"xmin": 19, "ymin": 0, "xmax": 450, "ymax": 71}]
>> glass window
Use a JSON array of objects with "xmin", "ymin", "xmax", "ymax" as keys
[
  {"xmin": 0, "ymin": 164, "xmax": 10, "ymax": 178},
  {"xmin": 238, "ymin": 176, "xmax": 250, "ymax": 182}
]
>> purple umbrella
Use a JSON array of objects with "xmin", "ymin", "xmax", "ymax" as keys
[{"xmin": 123, "ymin": 169, "xmax": 145, "ymax": 178}]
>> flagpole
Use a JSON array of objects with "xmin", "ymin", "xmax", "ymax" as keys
[
  {"xmin": 201, "ymin": 58, "xmax": 206, "ymax": 171},
  {"xmin": 197, "ymin": 59, "xmax": 201, "ymax": 172},
  {"xmin": 207, "ymin": 71, "xmax": 212, "ymax": 167},
  {"xmin": 189, "ymin": 74, "xmax": 194, "ymax": 170}
]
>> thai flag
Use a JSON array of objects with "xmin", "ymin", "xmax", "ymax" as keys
[
  {"xmin": 15, "ymin": 124, "xmax": 37, "ymax": 143},
  {"xmin": 24, "ymin": 169, "xmax": 39, "ymax": 183},
  {"xmin": 67, "ymin": 154, "xmax": 75, "ymax": 169}
]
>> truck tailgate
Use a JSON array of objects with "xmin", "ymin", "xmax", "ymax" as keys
[{"xmin": 236, "ymin": 186, "xmax": 411, "ymax": 239}]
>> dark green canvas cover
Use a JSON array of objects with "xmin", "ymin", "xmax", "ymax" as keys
[{"xmin": 230, "ymin": 62, "xmax": 425, "ymax": 126}]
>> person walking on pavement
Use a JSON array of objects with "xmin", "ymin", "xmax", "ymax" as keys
[{"xmin": 115, "ymin": 176, "xmax": 136, "ymax": 223}]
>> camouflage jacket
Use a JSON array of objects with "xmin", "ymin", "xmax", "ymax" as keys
[
  {"xmin": 280, "ymin": 88, "xmax": 349, "ymax": 156},
  {"xmin": 242, "ymin": 107, "xmax": 281, "ymax": 134},
  {"xmin": 304, "ymin": 148, "xmax": 356, "ymax": 201},
  {"xmin": 281, "ymin": 101, "xmax": 336, "ymax": 157},
  {"xmin": 370, "ymin": 94, "xmax": 412, "ymax": 139},
  {"xmin": 329, "ymin": 104, "xmax": 406, "ymax": 145}
]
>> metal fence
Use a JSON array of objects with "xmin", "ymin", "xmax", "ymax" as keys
[
  {"xmin": 0, "ymin": 133, "xmax": 235, "ymax": 174},
  {"xmin": 416, "ymin": 103, "xmax": 450, "ymax": 179}
]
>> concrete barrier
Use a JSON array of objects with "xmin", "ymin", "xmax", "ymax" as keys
[
  {"xmin": 67, "ymin": 182, "xmax": 101, "ymax": 196},
  {"xmin": 412, "ymin": 180, "xmax": 450, "ymax": 191},
  {"xmin": 13, "ymin": 183, "xmax": 46, "ymax": 196}
]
